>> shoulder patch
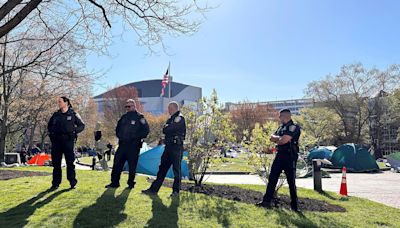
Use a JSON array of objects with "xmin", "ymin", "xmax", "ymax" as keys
[
  {"xmin": 289, "ymin": 125, "xmax": 296, "ymax": 132},
  {"xmin": 140, "ymin": 118, "xmax": 146, "ymax": 124},
  {"xmin": 174, "ymin": 116, "xmax": 182, "ymax": 123},
  {"xmin": 75, "ymin": 113, "xmax": 83, "ymax": 122}
]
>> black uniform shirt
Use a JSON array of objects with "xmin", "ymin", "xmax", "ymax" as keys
[
  {"xmin": 116, "ymin": 111, "xmax": 150, "ymax": 142},
  {"xmin": 163, "ymin": 111, "xmax": 186, "ymax": 142},
  {"xmin": 275, "ymin": 120, "xmax": 301, "ymax": 156},
  {"xmin": 48, "ymin": 108, "xmax": 85, "ymax": 136}
]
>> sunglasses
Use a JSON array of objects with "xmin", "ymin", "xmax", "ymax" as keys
[{"xmin": 125, "ymin": 105, "xmax": 133, "ymax": 108}]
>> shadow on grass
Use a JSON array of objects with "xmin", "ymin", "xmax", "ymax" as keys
[
  {"xmin": 0, "ymin": 188, "xmax": 70, "ymax": 227},
  {"xmin": 146, "ymin": 195, "xmax": 180, "ymax": 228},
  {"xmin": 317, "ymin": 190, "xmax": 338, "ymax": 201},
  {"xmin": 73, "ymin": 188, "xmax": 130, "ymax": 228},
  {"xmin": 180, "ymin": 192, "xmax": 238, "ymax": 228},
  {"xmin": 273, "ymin": 209, "xmax": 350, "ymax": 228}
]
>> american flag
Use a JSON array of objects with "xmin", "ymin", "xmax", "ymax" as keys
[{"xmin": 160, "ymin": 63, "xmax": 170, "ymax": 96}]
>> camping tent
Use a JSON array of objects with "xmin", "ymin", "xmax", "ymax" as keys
[
  {"xmin": 387, "ymin": 152, "xmax": 400, "ymax": 169},
  {"xmin": 140, "ymin": 142, "xmax": 151, "ymax": 153},
  {"xmin": 307, "ymin": 147, "xmax": 334, "ymax": 161},
  {"xmin": 330, "ymin": 143, "xmax": 379, "ymax": 172},
  {"xmin": 28, "ymin": 153, "xmax": 51, "ymax": 166},
  {"xmin": 124, "ymin": 145, "xmax": 189, "ymax": 179}
]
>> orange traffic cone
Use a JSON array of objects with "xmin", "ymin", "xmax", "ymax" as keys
[{"xmin": 339, "ymin": 166, "xmax": 348, "ymax": 196}]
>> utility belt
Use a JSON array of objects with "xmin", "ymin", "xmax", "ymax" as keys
[
  {"xmin": 50, "ymin": 132, "xmax": 75, "ymax": 141},
  {"xmin": 278, "ymin": 142, "xmax": 299, "ymax": 158},
  {"xmin": 165, "ymin": 136, "xmax": 184, "ymax": 145},
  {"xmin": 119, "ymin": 138, "xmax": 143, "ymax": 147}
]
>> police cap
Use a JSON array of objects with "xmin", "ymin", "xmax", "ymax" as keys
[{"xmin": 279, "ymin": 109, "xmax": 291, "ymax": 114}]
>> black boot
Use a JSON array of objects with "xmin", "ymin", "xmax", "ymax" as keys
[
  {"xmin": 142, "ymin": 189, "xmax": 157, "ymax": 195},
  {"xmin": 256, "ymin": 201, "xmax": 272, "ymax": 208},
  {"xmin": 105, "ymin": 183, "xmax": 120, "ymax": 188}
]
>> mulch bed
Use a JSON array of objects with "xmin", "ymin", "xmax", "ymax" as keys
[
  {"xmin": 0, "ymin": 169, "xmax": 51, "ymax": 180},
  {"xmin": 149, "ymin": 179, "xmax": 346, "ymax": 212}
]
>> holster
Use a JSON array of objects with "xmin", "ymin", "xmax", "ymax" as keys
[
  {"xmin": 165, "ymin": 136, "xmax": 184, "ymax": 145},
  {"xmin": 289, "ymin": 142, "xmax": 299, "ymax": 161}
]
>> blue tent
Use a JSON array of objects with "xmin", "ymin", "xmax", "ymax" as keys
[
  {"xmin": 330, "ymin": 143, "xmax": 379, "ymax": 172},
  {"xmin": 307, "ymin": 147, "xmax": 334, "ymax": 161},
  {"xmin": 124, "ymin": 145, "xmax": 189, "ymax": 179}
]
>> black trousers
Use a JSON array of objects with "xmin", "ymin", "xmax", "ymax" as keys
[
  {"xmin": 111, "ymin": 141, "xmax": 141, "ymax": 186},
  {"xmin": 263, "ymin": 154, "xmax": 298, "ymax": 209},
  {"xmin": 150, "ymin": 144, "xmax": 183, "ymax": 193},
  {"xmin": 51, "ymin": 138, "xmax": 76, "ymax": 187}
]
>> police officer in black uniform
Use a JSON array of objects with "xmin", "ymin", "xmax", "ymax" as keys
[
  {"xmin": 257, "ymin": 109, "xmax": 301, "ymax": 211},
  {"xmin": 142, "ymin": 101, "xmax": 186, "ymax": 197},
  {"xmin": 48, "ymin": 96, "xmax": 85, "ymax": 190},
  {"xmin": 105, "ymin": 99, "xmax": 149, "ymax": 189}
]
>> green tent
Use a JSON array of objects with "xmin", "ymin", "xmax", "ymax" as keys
[
  {"xmin": 387, "ymin": 152, "xmax": 400, "ymax": 169},
  {"xmin": 330, "ymin": 143, "xmax": 379, "ymax": 172}
]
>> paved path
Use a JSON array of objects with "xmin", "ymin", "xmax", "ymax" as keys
[{"xmin": 204, "ymin": 171, "xmax": 400, "ymax": 209}]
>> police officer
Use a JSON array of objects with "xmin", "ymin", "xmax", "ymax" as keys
[
  {"xmin": 142, "ymin": 101, "xmax": 186, "ymax": 197},
  {"xmin": 105, "ymin": 99, "xmax": 149, "ymax": 189},
  {"xmin": 48, "ymin": 96, "xmax": 85, "ymax": 190},
  {"xmin": 256, "ymin": 109, "xmax": 301, "ymax": 211}
]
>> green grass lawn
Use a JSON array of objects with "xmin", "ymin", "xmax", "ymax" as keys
[
  {"xmin": 208, "ymin": 153, "xmax": 254, "ymax": 173},
  {"xmin": 80, "ymin": 153, "xmax": 255, "ymax": 173},
  {"xmin": 79, "ymin": 153, "xmax": 254, "ymax": 173},
  {"xmin": 78, "ymin": 155, "xmax": 115, "ymax": 168},
  {"xmin": 1, "ymin": 167, "xmax": 399, "ymax": 227}
]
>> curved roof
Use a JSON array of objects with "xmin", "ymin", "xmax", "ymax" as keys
[{"xmin": 94, "ymin": 79, "xmax": 199, "ymax": 99}]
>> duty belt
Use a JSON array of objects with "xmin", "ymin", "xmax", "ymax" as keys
[{"xmin": 165, "ymin": 136, "xmax": 183, "ymax": 145}]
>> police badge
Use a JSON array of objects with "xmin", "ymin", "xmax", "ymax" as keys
[
  {"xmin": 289, "ymin": 125, "xmax": 296, "ymax": 132},
  {"xmin": 131, "ymin": 120, "xmax": 136, "ymax": 125},
  {"xmin": 174, "ymin": 116, "xmax": 181, "ymax": 123}
]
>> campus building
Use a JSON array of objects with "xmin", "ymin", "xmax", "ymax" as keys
[
  {"xmin": 225, "ymin": 98, "xmax": 315, "ymax": 115},
  {"xmin": 368, "ymin": 90, "xmax": 400, "ymax": 156},
  {"xmin": 94, "ymin": 80, "xmax": 202, "ymax": 115}
]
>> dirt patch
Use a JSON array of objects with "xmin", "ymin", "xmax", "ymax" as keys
[
  {"xmin": 0, "ymin": 169, "xmax": 51, "ymax": 180},
  {"xmin": 149, "ymin": 179, "xmax": 346, "ymax": 212}
]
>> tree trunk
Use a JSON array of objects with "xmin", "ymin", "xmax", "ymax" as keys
[
  {"xmin": 40, "ymin": 132, "xmax": 47, "ymax": 152},
  {"xmin": 0, "ymin": 125, "xmax": 6, "ymax": 163},
  {"xmin": 27, "ymin": 121, "xmax": 37, "ymax": 152}
]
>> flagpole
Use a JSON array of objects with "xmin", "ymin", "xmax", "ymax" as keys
[{"xmin": 168, "ymin": 61, "xmax": 172, "ymax": 99}]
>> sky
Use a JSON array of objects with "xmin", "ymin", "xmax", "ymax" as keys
[{"xmin": 87, "ymin": 0, "xmax": 400, "ymax": 103}]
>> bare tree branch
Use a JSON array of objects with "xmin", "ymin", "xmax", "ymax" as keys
[
  {"xmin": 0, "ymin": 0, "xmax": 43, "ymax": 39},
  {"xmin": 87, "ymin": 0, "xmax": 111, "ymax": 27},
  {"xmin": 0, "ymin": 0, "xmax": 23, "ymax": 21}
]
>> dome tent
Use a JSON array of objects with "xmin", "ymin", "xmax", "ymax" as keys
[
  {"xmin": 330, "ymin": 143, "xmax": 379, "ymax": 172},
  {"xmin": 27, "ymin": 153, "xmax": 51, "ymax": 166},
  {"xmin": 307, "ymin": 147, "xmax": 334, "ymax": 162},
  {"xmin": 124, "ymin": 145, "xmax": 189, "ymax": 179}
]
